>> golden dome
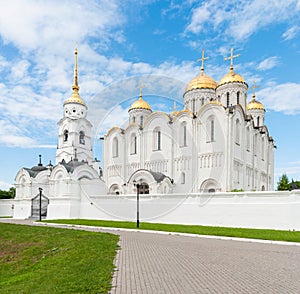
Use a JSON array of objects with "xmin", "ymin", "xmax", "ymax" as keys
[
  {"xmin": 218, "ymin": 68, "xmax": 245, "ymax": 87},
  {"xmin": 185, "ymin": 71, "xmax": 217, "ymax": 93},
  {"xmin": 64, "ymin": 92, "xmax": 86, "ymax": 106},
  {"xmin": 129, "ymin": 96, "xmax": 151, "ymax": 111},
  {"xmin": 246, "ymin": 95, "xmax": 265, "ymax": 111}
]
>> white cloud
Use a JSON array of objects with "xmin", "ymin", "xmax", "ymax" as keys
[
  {"xmin": 257, "ymin": 83, "xmax": 300, "ymax": 114},
  {"xmin": 282, "ymin": 25, "xmax": 300, "ymax": 40},
  {"xmin": 186, "ymin": 0, "xmax": 300, "ymax": 41},
  {"xmin": 257, "ymin": 56, "xmax": 280, "ymax": 71}
]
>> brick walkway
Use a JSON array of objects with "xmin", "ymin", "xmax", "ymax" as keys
[
  {"xmin": 2, "ymin": 219, "xmax": 300, "ymax": 293},
  {"xmin": 110, "ymin": 231, "xmax": 300, "ymax": 294}
]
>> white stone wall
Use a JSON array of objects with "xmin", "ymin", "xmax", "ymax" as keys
[
  {"xmin": 0, "ymin": 199, "xmax": 14, "ymax": 217},
  {"xmin": 76, "ymin": 190, "xmax": 300, "ymax": 231}
]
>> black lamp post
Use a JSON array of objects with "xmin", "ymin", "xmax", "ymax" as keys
[
  {"xmin": 38, "ymin": 187, "xmax": 43, "ymax": 221},
  {"xmin": 133, "ymin": 180, "xmax": 140, "ymax": 228}
]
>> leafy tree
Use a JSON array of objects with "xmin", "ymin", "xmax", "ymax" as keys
[
  {"xmin": 0, "ymin": 187, "xmax": 16, "ymax": 199},
  {"xmin": 277, "ymin": 174, "xmax": 291, "ymax": 191}
]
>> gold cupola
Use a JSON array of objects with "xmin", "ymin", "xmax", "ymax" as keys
[
  {"xmin": 185, "ymin": 50, "xmax": 217, "ymax": 93},
  {"xmin": 64, "ymin": 48, "xmax": 86, "ymax": 107},
  {"xmin": 246, "ymin": 94, "xmax": 265, "ymax": 111},
  {"xmin": 218, "ymin": 48, "xmax": 246, "ymax": 87},
  {"xmin": 129, "ymin": 81, "xmax": 152, "ymax": 111}
]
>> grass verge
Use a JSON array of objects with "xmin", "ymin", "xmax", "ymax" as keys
[
  {"xmin": 45, "ymin": 219, "xmax": 300, "ymax": 243},
  {"xmin": 0, "ymin": 223, "xmax": 118, "ymax": 293}
]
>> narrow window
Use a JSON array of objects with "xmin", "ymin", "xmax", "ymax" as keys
[
  {"xmin": 257, "ymin": 116, "xmax": 260, "ymax": 126},
  {"xmin": 133, "ymin": 116, "xmax": 136, "ymax": 123},
  {"xmin": 192, "ymin": 98, "xmax": 195, "ymax": 113},
  {"xmin": 235, "ymin": 119, "xmax": 240, "ymax": 144},
  {"xmin": 181, "ymin": 172, "xmax": 185, "ymax": 184},
  {"xmin": 180, "ymin": 122, "xmax": 187, "ymax": 147},
  {"xmin": 237, "ymin": 91, "xmax": 240, "ymax": 104},
  {"xmin": 246, "ymin": 127, "xmax": 250, "ymax": 150},
  {"xmin": 113, "ymin": 137, "xmax": 118, "ymax": 157},
  {"xmin": 79, "ymin": 131, "xmax": 85, "ymax": 145},
  {"xmin": 226, "ymin": 92, "xmax": 230, "ymax": 107},
  {"xmin": 201, "ymin": 98, "xmax": 204, "ymax": 105},
  {"xmin": 157, "ymin": 130, "xmax": 161, "ymax": 150},
  {"xmin": 140, "ymin": 116, "xmax": 144, "ymax": 127},
  {"xmin": 211, "ymin": 119, "xmax": 214, "ymax": 141},
  {"xmin": 131, "ymin": 134, "xmax": 137, "ymax": 154},
  {"xmin": 153, "ymin": 128, "xmax": 162, "ymax": 151},
  {"xmin": 261, "ymin": 137, "xmax": 265, "ymax": 160},
  {"xmin": 64, "ymin": 130, "xmax": 68, "ymax": 142}
]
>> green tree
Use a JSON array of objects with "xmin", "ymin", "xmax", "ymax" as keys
[
  {"xmin": 0, "ymin": 187, "xmax": 15, "ymax": 199},
  {"xmin": 277, "ymin": 174, "xmax": 291, "ymax": 191}
]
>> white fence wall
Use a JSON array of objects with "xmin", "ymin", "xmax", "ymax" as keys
[
  {"xmin": 78, "ymin": 190, "xmax": 300, "ymax": 230},
  {"xmin": 0, "ymin": 199, "xmax": 14, "ymax": 217},
  {"xmin": 5, "ymin": 190, "xmax": 300, "ymax": 230}
]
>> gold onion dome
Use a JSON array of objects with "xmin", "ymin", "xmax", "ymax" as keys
[
  {"xmin": 246, "ymin": 95, "xmax": 265, "ymax": 111},
  {"xmin": 218, "ymin": 68, "xmax": 245, "ymax": 86},
  {"xmin": 64, "ymin": 47, "xmax": 86, "ymax": 107},
  {"xmin": 185, "ymin": 71, "xmax": 217, "ymax": 92},
  {"xmin": 218, "ymin": 48, "xmax": 245, "ymax": 87},
  {"xmin": 129, "ymin": 96, "xmax": 151, "ymax": 111}
]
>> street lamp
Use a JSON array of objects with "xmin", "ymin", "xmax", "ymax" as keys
[
  {"xmin": 133, "ymin": 179, "xmax": 140, "ymax": 228},
  {"xmin": 38, "ymin": 187, "xmax": 43, "ymax": 221}
]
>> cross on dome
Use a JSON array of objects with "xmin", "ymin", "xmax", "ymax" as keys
[
  {"xmin": 197, "ymin": 50, "xmax": 209, "ymax": 74},
  {"xmin": 224, "ymin": 48, "xmax": 240, "ymax": 72},
  {"xmin": 139, "ymin": 79, "xmax": 145, "ymax": 98},
  {"xmin": 250, "ymin": 81, "xmax": 260, "ymax": 98}
]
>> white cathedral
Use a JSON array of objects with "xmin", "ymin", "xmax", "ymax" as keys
[{"xmin": 13, "ymin": 48, "xmax": 275, "ymax": 219}]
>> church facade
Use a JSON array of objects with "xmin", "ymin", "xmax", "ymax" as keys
[
  {"xmin": 13, "ymin": 48, "xmax": 275, "ymax": 219},
  {"xmin": 104, "ymin": 50, "xmax": 275, "ymax": 195}
]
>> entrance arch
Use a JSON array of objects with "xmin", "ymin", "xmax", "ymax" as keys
[
  {"xmin": 200, "ymin": 179, "xmax": 219, "ymax": 193},
  {"xmin": 31, "ymin": 194, "xmax": 49, "ymax": 219}
]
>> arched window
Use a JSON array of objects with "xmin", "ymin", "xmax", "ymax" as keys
[
  {"xmin": 235, "ymin": 119, "xmax": 240, "ymax": 144},
  {"xmin": 257, "ymin": 116, "xmax": 260, "ymax": 126},
  {"xmin": 63, "ymin": 130, "xmax": 68, "ymax": 142},
  {"xmin": 181, "ymin": 172, "xmax": 185, "ymax": 184},
  {"xmin": 226, "ymin": 92, "xmax": 230, "ymax": 107},
  {"xmin": 261, "ymin": 137, "xmax": 265, "ymax": 160},
  {"xmin": 237, "ymin": 91, "xmax": 240, "ymax": 104},
  {"xmin": 206, "ymin": 116, "xmax": 215, "ymax": 142},
  {"xmin": 246, "ymin": 127, "xmax": 250, "ymax": 150},
  {"xmin": 133, "ymin": 116, "xmax": 136, "ymax": 123},
  {"xmin": 201, "ymin": 98, "xmax": 204, "ymax": 105},
  {"xmin": 112, "ymin": 137, "xmax": 119, "ymax": 157},
  {"xmin": 153, "ymin": 128, "xmax": 161, "ymax": 151},
  {"xmin": 79, "ymin": 131, "xmax": 85, "ymax": 145},
  {"xmin": 180, "ymin": 122, "xmax": 187, "ymax": 147},
  {"xmin": 140, "ymin": 116, "xmax": 144, "ymax": 127},
  {"xmin": 130, "ymin": 133, "xmax": 137, "ymax": 154},
  {"xmin": 254, "ymin": 133, "xmax": 258, "ymax": 155}
]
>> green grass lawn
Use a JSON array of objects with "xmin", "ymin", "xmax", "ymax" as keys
[
  {"xmin": 0, "ymin": 223, "xmax": 118, "ymax": 294},
  {"xmin": 45, "ymin": 219, "xmax": 300, "ymax": 243}
]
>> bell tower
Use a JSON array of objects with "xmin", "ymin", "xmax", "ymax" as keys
[{"xmin": 56, "ymin": 48, "xmax": 93, "ymax": 164}]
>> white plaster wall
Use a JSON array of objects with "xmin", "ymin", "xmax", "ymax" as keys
[
  {"xmin": 0, "ymin": 199, "xmax": 14, "ymax": 217},
  {"xmin": 76, "ymin": 190, "xmax": 300, "ymax": 230}
]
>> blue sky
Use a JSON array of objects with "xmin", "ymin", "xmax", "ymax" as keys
[{"xmin": 1, "ymin": 0, "xmax": 300, "ymax": 190}]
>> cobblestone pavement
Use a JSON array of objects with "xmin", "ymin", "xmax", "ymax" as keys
[{"xmin": 2, "ymin": 219, "xmax": 300, "ymax": 293}]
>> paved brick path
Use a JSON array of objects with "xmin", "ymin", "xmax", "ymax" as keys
[
  {"xmin": 2, "ymin": 219, "xmax": 300, "ymax": 293},
  {"xmin": 110, "ymin": 231, "xmax": 300, "ymax": 294}
]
